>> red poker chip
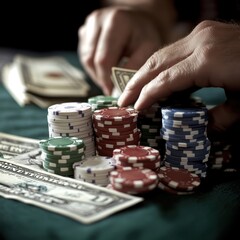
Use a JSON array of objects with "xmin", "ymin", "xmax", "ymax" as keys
[
  {"xmin": 110, "ymin": 167, "xmax": 158, "ymax": 189},
  {"xmin": 93, "ymin": 122, "xmax": 137, "ymax": 133},
  {"xmin": 111, "ymin": 180, "xmax": 158, "ymax": 194},
  {"xmin": 93, "ymin": 107, "xmax": 138, "ymax": 121},
  {"xmin": 118, "ymin": 160, "xmax": 161, "ymax": 171},
  {"xmin": 96, "ymin": 140, "xmax": 140, "ymax": 151},
  {"xmin": 96, "ymin": 136, "xmax": 141, "ymax": 146},
  {"xmin": 94, "ymin": 127, "xmax": 139, "ymax": 136},
  {"xmin": 113, "ymin": 145, "xmax": 160, "ymax": 162},
  {"xmin": 96, "ymin": 149, "xmax": 113, "ymax": 157},
  {"xmin": 93, "ymin": 115, "xmax": 138, "ymax": 126},
  {"xmin": 157, "ymin": 166, "xmax": 201, "ymax": 191},
  {"xmin": 95, "ymin": 129, "xmax": 141, "ymax": 140},
  {"xmin": 157, "ymin": 182, "xmax": 194, "ymax": 195}
]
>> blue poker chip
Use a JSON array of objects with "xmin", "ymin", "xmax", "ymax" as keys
[
  {"xmin": 161, "ymin": 107, "xmax": 208, "ymax": 118},
  {"xmin": 161, "ymin": 126, "xmax": 206, "ymax": 136},
  {"xmin": 165, "ymin": 147, "xmax": 210, "ymax": 158},
  {"xmin": 164, "ymin": 162, "xmax": 208, "ymax": 173},
  {"xmin": 165, "ymin": 153, "xmax": 210, "ymax": 163},
  {"xmin": 166, "ymin": 139, "xmax": 210, "ymax": 149},
  {"xmin": 164, "ymin": 155, "xmax": 209, "ymax": 165},
  {"xmin": 160, "ymin": 129, "xmax": 207, "ymax": 140},
  {"xmin": 161, "ymin": 134, "xmax": 207, "ymax": 143},
  {"xmin": 162, "ymin": 119, "xmax": 208, "ymax": 128}
]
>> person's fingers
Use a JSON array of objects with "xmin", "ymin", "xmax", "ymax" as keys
[
  {"xmin": 78, "ymin": 12, "xmax": 101, "ymax": 87},
  {"xmin": 118, "ymin": 35, "xmax": 193, "ymax": 107},
  {"xmin": 93, "ymin": 11, "xmax": 131, "ymax": 95}
]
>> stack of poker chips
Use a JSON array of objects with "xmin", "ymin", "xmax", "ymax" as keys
[
  {"xmin": 112, "ymin": 145, "xmax": 161, "ymax": 171},
  {"xmin": 39, "ymin": 137, "xmax": 85, "ymax": 177},
  {"xmin": 73, "ymin": 156, "xmax": 116, "ymax": 186},
  {"xmin": 88, "ymin": 95, "xmax": 118, "ymax": 111},
  {"xmin": 137, "ymin": 103, "xmax": 165, "ymax": 157},
  {"xmin": 208, "ymin": 141, "xmax": 232, "ymax": 171},
  {"xmin": 160, "ymin": 106, "xmax": 211, "ymax": 178},
  {"xmin": 109, "ymin": 167, "xmax": 158, "ymax": 195},
  {"xmin": 157, "ymin": 166, "xmax": 201, "ymax": 195},
  {"xmin": 47, "ymin": 102, "xmax": 95, "ymax": 157},
  {"xmin": 92, "ymin": 107, "xmax": 141, "ymax": 157}
]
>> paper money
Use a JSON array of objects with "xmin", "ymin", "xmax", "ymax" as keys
[
  {"xmin": 0, "ymin": 159, "xmax": 143, "ymax": 224},
  {"xmin": 111, "ymin": 67, "xmax": 137, "ymax": 96},
  {"xmin": 0, "ymin": 132, "xmax": 39, "ymax": 160},
  {"xmin": 2, "ymin": 55, "xmax": 90, "ymax": 108}
]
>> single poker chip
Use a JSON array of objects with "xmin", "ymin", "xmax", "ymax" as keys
[
  {"xmin": 39, "ymin": 137, "xmax": 84, "ymax": 151},
  {"xmin": 161, "ymin": 107, "xmax": 208, "ymax": 118},
  {"xmin": 73, "ymin": 156, "xmax": 116, "ymax": 174},
  {"xmin": 48, "ymin": 102, "xmax": 92, "ymax": 116},
  {"xmin": 157, "ymin": 166, "xmax": 201, "ymax": 191},
  {"xmin": 110, "ymin": 167, "xmax": 158, "ymax": 189},
  {"xmin": 113, "ymin": 145, "xmax": 159, "ymax": 162},
  {"xmin": 93, "ymin": 116, "xmax": 138, "ymax": 126},
  {"xmin": 158, "ymin": 182, "xmax": 194, "ymax": 195},
  {"xmin": 88, "ymin": 95, "xmax": 118, "ymax": 105},
  {"xmin": 93, "ymin": 107, "xmax": 138, "ymax": 121}
]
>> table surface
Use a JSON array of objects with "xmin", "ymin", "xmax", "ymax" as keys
[{"xmin": 0, "ymin": 49, "xmax": 239, "ymax": 240}]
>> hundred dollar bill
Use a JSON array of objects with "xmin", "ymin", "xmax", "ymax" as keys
[
  {"xmin": 111, "ymin": 67, "xmax": 137, "ymax": 94},
  {"xmin": 0, "ymin": 159, "xmax": 143, "ymax": 224},
  {"xmin": 0, "ymin": 132, "xmax": 39, "ymax": 160}
]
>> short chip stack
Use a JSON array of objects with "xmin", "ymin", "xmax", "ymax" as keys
[
  {"xmin": 109, "ymin": 167, "xmax": 158, "ymax": 194},
  {"xmin": 73, "ymin": 156, "xmax": 116, "ymax": 186},
  {"xmin": 160, "ymin": 106, "xmax": 211, "ymax": 178},
  {"xmin": 39, "ymin": 137, "xmax": 85, "ymax": 177},
  {"xmin": 88, "ymin": 95, "xmax": 118, "ymax": 111},
  {"xmin": 92, "ymin": 107, "xmax": 141, "ymax": 156},
  {"xmin": 47, "ymin": 102, "xmax": 95, "ymax": 157},
  {"xmin": 112, "ymin": 145, "xmax": 161, "ymax": 171},
  {"xmin": 157, "ymin": 166, "xmax": 201, "ymax": 195}
]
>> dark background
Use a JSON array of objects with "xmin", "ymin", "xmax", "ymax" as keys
[
  {"xmin": 0, "ymin": 1, "xmax": 239, "ymax": 52},
  {"xmin": 0, "ymin": 2, "xmax": 101, "ymax": 52}
]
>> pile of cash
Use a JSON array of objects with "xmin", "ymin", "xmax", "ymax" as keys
[{"xmin": 2, "ymin": 55, "xmax": 90, "ymax": 108}]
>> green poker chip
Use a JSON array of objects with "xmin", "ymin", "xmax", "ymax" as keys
[
  {"xmin": 42, "ymin": 161, "xmax": 74, "ymax": 171},
  {"xmin": 39, "ymin": 137, "xmax": 85, "ymax": 151},
  {"xmin": 42, "ymin": 154, "xmax": 85, "ymax": 164},
  {"xmin": 41, "ymin": 147, "xmax": 85, "ymax": 157},
  {"xmin": 42, "ymin": 160, "xmax": 76, "ymax": 169},
  {"xmin": 88, "ymin": 95, "xmax": 118, "ymax": 105}
]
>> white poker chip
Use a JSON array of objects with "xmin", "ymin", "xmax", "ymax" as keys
[
  {"xmin": 73, "ymin": 156, "xmax": 116, "ymax": 174},
  {"xmin": 48, "ymin": 102, "xmax": 92, "ymax": 116}
]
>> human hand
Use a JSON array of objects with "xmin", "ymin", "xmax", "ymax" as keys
[
  {"xmin": 118, "ymin": 20, "xmax": 240, "ymax": 135},
  {"xmin": 78, "ymin": 6, "xmax": 162, "ymax": 95}
]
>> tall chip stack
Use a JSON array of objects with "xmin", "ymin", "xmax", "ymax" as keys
[
  {"xmin": 92, "ymin": 107, "xmax": 141, "ymax": 156},
  {"xmin": 47, "ymin": 102, "xmax": 96, "ymax": 157},
  {"xmin": 160, "ymin": 106, "xmax": 211, "ymax": 178},
  {"xmin": 137, "ymin": 103, "xmax": 165, "ymax": 157}
]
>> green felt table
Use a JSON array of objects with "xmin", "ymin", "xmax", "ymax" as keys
[{"xmin": 0, "ymin": 51, "xmax": 239, "ymax": 240}]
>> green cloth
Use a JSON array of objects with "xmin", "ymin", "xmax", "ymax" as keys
[{"xmin": 0, "ymin": 52, "xmax": 239, "ymax": 240}]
